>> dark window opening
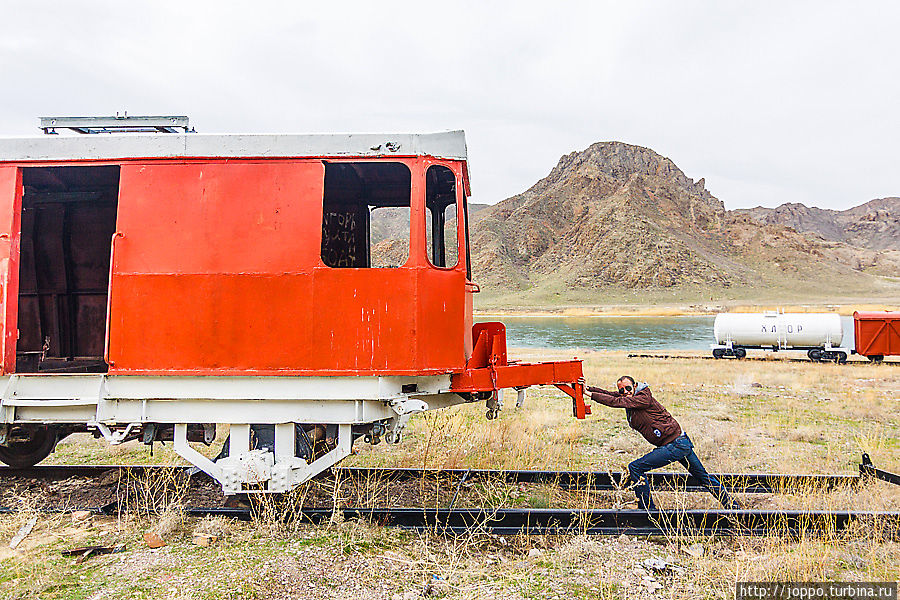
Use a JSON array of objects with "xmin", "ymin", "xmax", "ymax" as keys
[
  {"xmin": 16, "ymin": 166, "xmax": 119, "ymax": 373},
  {"xmin": 424, "ymin": 165, "xmax": 458, "ymax": 268},
  {"xmin": 321, "ymin": 162, "xmax": 411, "ymax": 268}
]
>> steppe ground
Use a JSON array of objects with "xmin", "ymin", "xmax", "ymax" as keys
[{"xmin": 1, "ymin": 350, "xmax": 898, "ymax": 599}]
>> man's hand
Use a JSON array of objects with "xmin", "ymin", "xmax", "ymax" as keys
[{"xmin": 577, "ymin": 377, "xmax": 590, "ymax": 397}]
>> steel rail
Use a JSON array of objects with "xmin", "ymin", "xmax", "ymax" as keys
[
  {"xmin": 339, "ymin": 467, "xmax": 864, "ymax": 493},
  {"xmin": 256, "ymin": 507, "xmax": 900, "ymax": 536},
  {"xmin": 4, "ymin": 504, "xmax": 889, "ymax": 537},
  {"xmin": 627, "ymin": 353, "xmax": 900, "ymax": 365},
  {"xmin": 2, "ymin": 460, "xmax": 898, "ymax": 493},
  {"xmin": 861, "ymin": 453, "xmax": 900, "ymax": 486}
]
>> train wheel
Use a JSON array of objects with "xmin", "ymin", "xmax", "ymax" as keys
[
  {"xmin": 808, "ymin": 349, "xmax": 824, "ymax": 362},
  {"xmin": 836, "ymin": 352, "xmax": 848, "ymax": 364},
  {"xmin": 733, "ymin": 348, "xmax": 747, "ymax": 359},
  {"xmin": 712, "ymin": 349, "xmax": 725, "ymax": 359},
  {"xmin": 867, "ymin": 355, "xmax": 884, "ymax": 363},
  {"xmin": 0, "ymin": 426, "xmax": 57, "ymax": 468}
]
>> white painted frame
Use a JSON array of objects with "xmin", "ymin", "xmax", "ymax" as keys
[
  {"xmin": 0, "ymin": 131, "xmax": 468, "ymax": 162},
  {"xmin": 0, "ymin": 374, "xmax": 471, "ymax": 494}
]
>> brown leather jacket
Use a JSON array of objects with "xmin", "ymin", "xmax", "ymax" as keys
[{"xmin": 587, "ymin": 383, "xmax": 682, "ymax": 447}]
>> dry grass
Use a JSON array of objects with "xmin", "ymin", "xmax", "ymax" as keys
[
  {"xmin": 348, "ymin": 350, "xmax": 900, "ymax": 479},
  {"xmin": 1, "ymin": 351, "xmax": 897, "ymax": 598}
]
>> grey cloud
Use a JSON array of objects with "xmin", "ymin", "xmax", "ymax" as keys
[{"xmin": 0, "ymin": 1, "xmax": 896, "ymax": 209}]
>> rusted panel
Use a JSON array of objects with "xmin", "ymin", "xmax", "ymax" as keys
[
  {"xmin": 416, "ymin": 267, "xmax": 467, "ymax": 370},
  {"xmin": 0, "ymin": 166, "xmax": 22, "ymax": 374},
  {"xmin": 109, "ymin": 161, "xmax": 323, "ymax": 373},
  {"xmin": 108, "ymin": 273, "xmax": 317, "ymax": 372},
  {"xmin": 114, "ymin": 161, "xmax": 323, "ymax": 275},
  {"xmin": 108, "ymin": 157, "xmax": 471, "ymax": 375},
  {"xmin": 309, "ymin": 268, "xmax": 416, "ymax": 371}
]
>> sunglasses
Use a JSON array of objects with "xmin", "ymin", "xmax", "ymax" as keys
[{"xmin": 618, "ymin": 385, "xmax": 633, "ymax": 393}]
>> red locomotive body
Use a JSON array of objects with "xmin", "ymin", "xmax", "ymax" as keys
[
  {"xmin": 105, "ymin": 158, "xmax": 469, "ymax": 375},
  {"xmin": 0, "ymin": 157, "xmax": 472, "ymax": 376},
  {"xmin": 0, "ymin": 119, "xmax": 584, "ymax": 491}
]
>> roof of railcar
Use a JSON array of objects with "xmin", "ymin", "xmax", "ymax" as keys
[{"xmin": 0, "ymin": 130, "xmax": 468, "ymax": 162}]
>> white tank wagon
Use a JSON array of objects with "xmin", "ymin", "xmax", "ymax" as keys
[{"xmin": 711, "ymin": 312, "xmax": 851, "ymax": 362}]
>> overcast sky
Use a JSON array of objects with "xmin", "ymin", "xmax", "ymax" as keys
[{"xmin": 1, "ymin": 1, "xmax": 897, "ymax": 210}]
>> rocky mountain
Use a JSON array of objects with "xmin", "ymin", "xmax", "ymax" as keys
[
  {"xmin": 734, "ymin": 198, "xmax": 900, "ymax": 251},
  {"xmin": 468, "ymin": 142, "xmax": 900, "ymax": 296}
]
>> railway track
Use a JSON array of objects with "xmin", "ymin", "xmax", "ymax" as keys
[
  {"xmin": 627, "ymin": 353, "xmax": 899, "ymax": 365},
  {"xmin": 1, "ymin": 456, "xmax": 897, "ymax": 537},
  {"xmin": 1, "ymin": 502, "xmax": 896, "ymax": 537},
  {"xmin": 2, "ymin": 459, "xmax": 893, "ymax": 494},
  {"xmin": 216, "ymin": 507, "xmax": 900, "ymax": 536}
]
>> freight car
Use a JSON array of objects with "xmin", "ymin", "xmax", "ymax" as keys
[
  {"xmin": 853, "ymin": 311, "xmax": 900, "ymax": 363},
  {"xmin": 711, "ymin": 311, "xmax": 900, "ymax": 363},
  {"xmin": 0, "ymin": 116, "xmax": 586, "ymax": 493}
]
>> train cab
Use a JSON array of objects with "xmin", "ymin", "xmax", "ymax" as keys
[{"xmin": 0, "ymin": 117, "xmax": 584, "ymax": 492}]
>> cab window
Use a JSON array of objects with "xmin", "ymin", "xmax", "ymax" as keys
[
  {"xmin": 424, "ymin": 165, "xmax": 458, "ymax": 268},
  {"xmin": 321, "ymin": 162, "xmax": 411, "ymax": 268}
]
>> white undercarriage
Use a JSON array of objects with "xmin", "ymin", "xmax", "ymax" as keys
[{"xmin": 0, "ymin": 374, "xmax": 486, "ymax": 494}]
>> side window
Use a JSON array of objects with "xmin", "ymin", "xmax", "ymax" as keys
[
  {"xmin": 424, "ymin": 165, "xmax": 459, "ymax": 268},
  {"xmin": 321, "ymin": 162, "xmax": 411, "ymax": 268}
]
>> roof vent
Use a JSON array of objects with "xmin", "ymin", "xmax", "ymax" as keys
[{"xmin": 40, "ymin": 114, "xmax": 193, "ymax": 135}]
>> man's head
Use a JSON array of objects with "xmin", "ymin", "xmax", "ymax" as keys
[{"xmin": 617, "ymin": 375, "xmax": 636, "ymax": 396}]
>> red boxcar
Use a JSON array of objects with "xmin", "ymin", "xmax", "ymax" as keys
[
  {"xmin": 854, "ymin": 311, "xmax": 900, "ymax": 362},
  {"xmin": 0, "ymin": 119, "xmax": 584, "ymax": 492}
]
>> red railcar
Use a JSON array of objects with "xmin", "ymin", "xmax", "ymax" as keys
[
  {"xmin": 854, "ymin": 311, "xmax": 900, "ymax": 362},
  {"xmin": 0, "ymin": 117, "xmax": 584, "ymax": 492}
]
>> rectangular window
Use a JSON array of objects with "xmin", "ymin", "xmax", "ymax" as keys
[
  {"xmin": 321, "ymin": 162, "xmax": 411, "ymax": 268},
  {"xmin": 424, "ymin": 165, "xmax": 458, "ymax": 269}
]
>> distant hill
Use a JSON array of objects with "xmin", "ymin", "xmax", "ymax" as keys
[
  {"xmin": 734, "ymin": 198, "xmax": 900, "ymax": 251},
  {"xmin": 467, "ymin": 142, "xmax": 900, "ymax": 302}
]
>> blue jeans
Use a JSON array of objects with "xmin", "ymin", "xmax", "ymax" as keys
[{"xmin": 627, "ymin": 433, "xmax": 736, "ymax": 510}]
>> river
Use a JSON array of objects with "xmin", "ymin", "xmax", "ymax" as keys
[{"xmin": 476, "ymin": 315, "xmax": 857, "ymax": 351}]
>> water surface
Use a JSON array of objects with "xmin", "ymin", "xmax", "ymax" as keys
[{"xmin": 476, "ymin": 315, "xmax": 856, "ymax": 351}]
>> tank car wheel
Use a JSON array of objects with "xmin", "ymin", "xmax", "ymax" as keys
[
  {"xmin": 808, "ymin": 349, "xmax": 824, "ymax": 362},
  {"xmin": 733, "ymin": 348, "xmax": 747, "ymax": 359},
  {"xmin": 835, "ymin": 352, "xmax": 848, "ymax": 364},
  {"xmin": 867, "ymin": 355, "xmax": 884, "ymax": 363},
  {"xmin": 0, "ymin": 426, "xmax": 58, "ymax": 468},
  {"xmin": 712, "ymin": 349, "xmax": 725, "ymax": 359}
]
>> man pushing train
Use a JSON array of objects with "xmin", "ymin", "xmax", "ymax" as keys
[{"xmin": 583, "ymin": 376, "xmax": 739, "ymax": 510}]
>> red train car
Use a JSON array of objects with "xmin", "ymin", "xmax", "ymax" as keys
[
  {"xmin": 854, "ymin": 311, "xmax": 900, "ymax": 362},
  {"xmin": 0, "ymin": 117, "xmax": 584, "ymax": 492}
]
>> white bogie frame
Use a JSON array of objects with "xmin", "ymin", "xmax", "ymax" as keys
[{"xmin": 0, "ymin": 374, "xmax": 474, "ymax": 494}]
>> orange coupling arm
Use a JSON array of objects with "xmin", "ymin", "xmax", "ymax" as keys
[
  {"xmin": 450, "ymin": 322, "xmax": 591, "ymax": 419},
  {"xmin": 554, "ymin": 381, "xmax": 590, "ymax": 419}
]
